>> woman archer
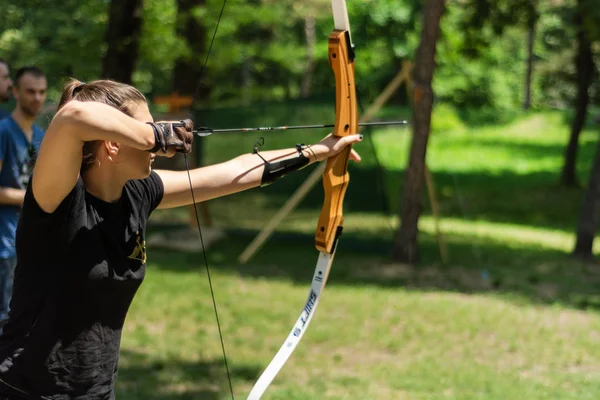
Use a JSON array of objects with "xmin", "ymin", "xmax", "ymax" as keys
[{"xmin": 0, "ymin": 79, "xmax": 362, "ymax": 399}]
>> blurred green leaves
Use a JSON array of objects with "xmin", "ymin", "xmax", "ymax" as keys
[{"xmin": 0, "ymin": 0, "xmax": 596, "ymax": 111}]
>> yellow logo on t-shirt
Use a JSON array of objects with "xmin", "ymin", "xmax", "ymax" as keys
[{"xmin": 127, "ymin": 231, "xmax": 147, "ymax": 263}]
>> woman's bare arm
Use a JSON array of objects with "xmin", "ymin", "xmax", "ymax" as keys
[
  {"xmin": 156, "ymin": 134, "xmax": 363, "ymax": 209},
  {"xmin": 32, "ymin": 101, "xmax": 155, "ymax": 213}
]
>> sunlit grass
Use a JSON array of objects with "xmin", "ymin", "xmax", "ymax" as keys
[{"xmin": 118, "ymin": 251, "xmax": 600, "ymax": 399}]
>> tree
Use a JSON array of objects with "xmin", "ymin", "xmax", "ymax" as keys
[
  {"xmin": 393, "ymin": 0, "xmax": 446, "ymax": 264},
  {"xmin": 523, "ymin": 0, "xmax": 539, "ymax": 110},
  {"xmin": 172, "ymin": 0, "xmax": 208, "ymax": 99},
  {"xmin": 570, "ymin": 0, "xmax": 600, "ymax": 259},
  {"xmin": 102, "ymin": 0, "xmax": 144, "ymax": 83},
  {"xmin": 560, "ymin": 0, "xmax": 596, "ymax": 187},
  {"xmin": 573, "ymin": 138, "xmax": 600, "ymax": 260},
  {"xmin": 172, "ymin": 0, "xmax": 208, "ymax": 167}
]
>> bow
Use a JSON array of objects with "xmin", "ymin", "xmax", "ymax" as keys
[
  {"xmin": 181, "ymin": 0, "xmax": 358, "ymax": 398},
  {"xmin": 245, "ymin": 0, "xmax": 357, "ymax": 398}
]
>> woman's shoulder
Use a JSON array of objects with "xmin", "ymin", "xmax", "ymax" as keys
[
  {"xmin": 125, "ymin": 171, "xmax": 164, "ymax": 214},
  {"xmin": 126, "ymin": 171, "xmax": 163, "ymax": 193},
  {"xmin": 24, "ymin": 175, "xmax": 86, "ymax": 219}
]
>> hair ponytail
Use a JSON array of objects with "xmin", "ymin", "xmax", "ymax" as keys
[{"xmin": 58, "ymin": 79, "xmax": 85, "ymax": 109}]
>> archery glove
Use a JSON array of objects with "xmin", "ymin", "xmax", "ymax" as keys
[{"xmin": 147, "ymin": 119, "xmax": 194, "ymax": 154}]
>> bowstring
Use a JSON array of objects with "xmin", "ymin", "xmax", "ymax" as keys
[{"xmin": 182, "ymin": 0, "xmax": 234, "ymax": 398}]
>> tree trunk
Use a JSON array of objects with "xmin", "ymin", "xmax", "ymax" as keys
[
  {"xmin": 560, "ymin": 6, "xmax": 595, "ymax": 187},
  {"xmin": 173, "ymin": 0, "xmax": 208, "ymax": 99},
  {"xmin": 101, "ymin": 0, "xmax": 143, "ymax": 83},
  {"xmin": 522, "ymin": 0, "xmax": 537, "ymax": 110},
  {"xmin": 573, "ymin": 138, "xmax": 600, "ymax": 259},
  {"xmin": 300, "ymin": 14, "xmax": 316, "ymax": 98},
  {"xmin": 173, "ymin": 0, "xmax": 207, "ymax": 166},
  {"xmin": 392, "ymin": 0, "xmax": 446, "ymax": 264}
]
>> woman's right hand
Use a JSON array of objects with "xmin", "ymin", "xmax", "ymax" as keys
[{"xmin": 147, "ymin": 119, "xmax": 194, "ymax": 156}]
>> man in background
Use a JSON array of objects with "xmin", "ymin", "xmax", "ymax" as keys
[
  {"xmin": 0, "ymin": 60, "xmax": 13, "ymax": 120},
  {"xmin": 0, "ymin": 66, "xmax": 46, "ymax": 330}
]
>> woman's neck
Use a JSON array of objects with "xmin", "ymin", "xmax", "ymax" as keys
[{"xmin": 82, "ymin": 166, "xmax": 126, "ymax": 203}]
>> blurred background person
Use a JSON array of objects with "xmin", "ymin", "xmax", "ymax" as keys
[
  {"xmin": 0, "ymin": 60, "xmax": 13, "ymax": 120},
  {"xmin": 0, "ymin": 66, "xmax": 46, "ymax": 331}
]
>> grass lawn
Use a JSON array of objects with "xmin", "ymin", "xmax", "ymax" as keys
[{"xmin": 116, "ymin": 108, "xmax": 600, "ymax": 399}]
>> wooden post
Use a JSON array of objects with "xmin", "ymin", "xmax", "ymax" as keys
[{"xmin": 153, "ymin": 92, "xmax": 194, "ymax": 113}]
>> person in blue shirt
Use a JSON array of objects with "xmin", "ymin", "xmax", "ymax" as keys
[
  {"xmin": 0, "ymin": 66, "xmax": 46, "ymax": 329},
  {"xmin": 0, "ymin": 60, "xmax": 13, "ymax": 120}
]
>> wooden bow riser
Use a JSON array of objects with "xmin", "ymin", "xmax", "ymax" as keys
[{"xmin": 315, "ymin": 29, "xmax": 358, "ymax": 254}]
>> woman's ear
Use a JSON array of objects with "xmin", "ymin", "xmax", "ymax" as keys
[{"xmin": 103, "ymin": 141, "xmax": 121, "ymax": 161}]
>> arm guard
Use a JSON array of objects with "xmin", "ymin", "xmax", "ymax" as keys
[{"xmin": 259, "ymin": 144, "xmax": 313, "ymax": 187}]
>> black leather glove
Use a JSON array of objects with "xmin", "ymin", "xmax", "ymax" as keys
[{"xmin": 146, "ymin": 119, "xmax": 194, "ymax": 154}]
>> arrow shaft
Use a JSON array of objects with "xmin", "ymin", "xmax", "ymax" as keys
[{"xmin": 193, "ymin": 120, "xmax": 407, "ymax": 136}]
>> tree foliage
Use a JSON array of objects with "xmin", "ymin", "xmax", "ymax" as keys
[
  {"xmin": 0, "ymin": 0, "xmax": 108, "ymax": 98},
  {"xmin": 0, "ymin": 0, "xmax": 596, "ymax": 112}
]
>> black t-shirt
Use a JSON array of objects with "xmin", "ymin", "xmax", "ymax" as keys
[{"xmin": 0, "ymin": 171, "xmax": 164, "ymax": 399}]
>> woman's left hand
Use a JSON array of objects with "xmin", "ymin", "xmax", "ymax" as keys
[{"xmin": 311, "ymin": 133, "xmax": 363, "ymax": 163}]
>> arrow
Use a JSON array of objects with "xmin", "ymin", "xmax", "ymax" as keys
[{"xmin": 192, "ymin": 120, "xmax": 408, "ymax": 136}]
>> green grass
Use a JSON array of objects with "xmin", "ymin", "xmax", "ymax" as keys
[{"xmin": 116, "ymin": 109, "xmax": 600, "ymax": 399}]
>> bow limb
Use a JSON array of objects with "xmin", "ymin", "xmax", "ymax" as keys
[{"xmin": 246, "ymin": 1, "xmax": 357, "ymax": 398}]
